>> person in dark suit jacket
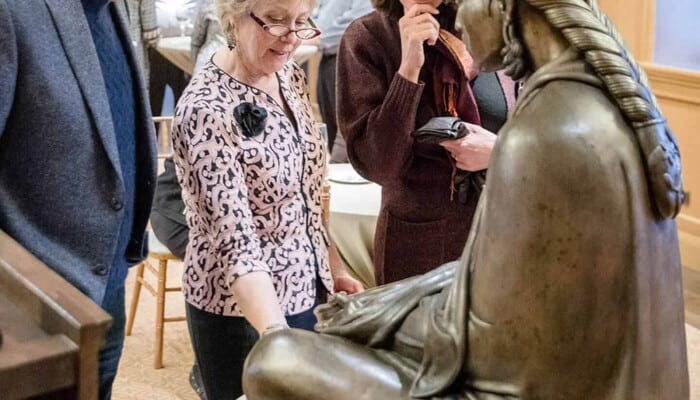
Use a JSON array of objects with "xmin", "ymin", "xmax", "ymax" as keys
[
  {"xmin": 151, "ymin": 157, "xmax": 188, "ymax": 260},
  {"xmin": 0, "ymin": 1, "xmax": 157, "ymax": 398}
]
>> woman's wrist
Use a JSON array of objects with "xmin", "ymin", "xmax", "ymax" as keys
[
  {"xmin": 398, "ymin": 64, "xmax": 420, "ymax": 83},
  {"xmin": 330, "ymin": 261, "xmax": 350, "ymax": 278},
  {"xmin": 262, "ymin": 322, "xmax": 288, "ymax": 336},
  {"xmin": 328, "ymin": 244, "xmax": 349, "ymax": 277}
]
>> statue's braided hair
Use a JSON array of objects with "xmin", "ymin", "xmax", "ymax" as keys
[{"xmin": 522, "ymin": 0, "xmax": 685, "ymax": 219}]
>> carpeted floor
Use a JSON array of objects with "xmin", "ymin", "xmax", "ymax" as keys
[
  {"xmin": 114, "ymin": 260, "xmax": 197, "ymax": 400},
  {"xmin": 113, "ymin": 260, "xmax": 700, "ymax": 400}
]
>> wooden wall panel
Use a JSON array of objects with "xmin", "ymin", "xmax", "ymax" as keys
[
  {"xmin": 647, "ymin": 65, "xmax": 700, "ymax": 220},
  {"xmin": 598, "ymin": 1, "xmax": 700, "ymax": 270},
  {"xmin": 597, "ymin": 0, "xmax": 656, "ymax": 60},
  {"xmin": 650, "ymin": 69, "xmax": 700, "ymax": 271}
]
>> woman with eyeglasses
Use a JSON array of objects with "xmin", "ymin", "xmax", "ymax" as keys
[{"xmin": 170, "ymin": 0, "xmax": 364, "ymax": 398}]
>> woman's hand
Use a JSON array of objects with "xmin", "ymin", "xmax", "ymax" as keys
[
  {"xmin": 142, "ymin": 27, "xmax": 160, "ymax": 48},
  {"xmin": 397, "ymin": 4, "xmax": 440, "ymax": 83},
  {"xmin": 333, "ymin": 273, "xmax": 365, "ymax": 295},
  {"xmin": 328, "ymin": 243, "xmax": 365, "ymax": 294},
  {"xmin": 440, "ymin": 123, "xmax": 497, "ymax": 171}
]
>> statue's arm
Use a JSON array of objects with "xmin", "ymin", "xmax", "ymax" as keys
[{"xmin": 315, "ymin": 260, "xmax": 458, "ymax": 345}]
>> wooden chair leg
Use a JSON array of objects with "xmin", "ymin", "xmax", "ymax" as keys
[
  {"xmin": 126, "ymin": 263, "xmax": 145, "ymax": 336},
  {"xmin": 154, "ymin": 258, "xmax": 168, "ymax": 369}
]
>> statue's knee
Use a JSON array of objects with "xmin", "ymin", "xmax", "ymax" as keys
[{"xmin": 243, "ymin": 329, "xmax": 301, "ymax": 396}]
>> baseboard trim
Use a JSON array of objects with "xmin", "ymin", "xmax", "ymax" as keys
[
  {"xmin": 679, "ymin": 213, "xmax": 700, "ymax": 272},
  {"xmin": 679, "ymin": 213, "xmax": 700, "ymax": 236},
  {"xmin": 683, "ymin": 267, "xmax": 700, "ymax": 329}
]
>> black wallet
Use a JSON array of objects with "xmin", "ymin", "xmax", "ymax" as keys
[
  {"xmin": 411, "ymin": 116, "xmax": 468, "ymax": 144},
  {"xmin": 412, "ymin": 117, "xmax": 488, "ymax": 204}
]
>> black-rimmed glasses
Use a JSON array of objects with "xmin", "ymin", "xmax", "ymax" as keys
[{"xmin": 248, "ymin": 11, "xmax": 321, "ymax": 40}]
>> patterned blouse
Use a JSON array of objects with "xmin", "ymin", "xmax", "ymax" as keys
[{"xmin": 171, "ymin": 60, "xmax": 334, "ymax": 317}]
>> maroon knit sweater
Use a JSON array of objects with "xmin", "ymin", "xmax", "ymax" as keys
[{"xmin": 336, "ymin": 9, "xmax": 515, "ymax": 284}]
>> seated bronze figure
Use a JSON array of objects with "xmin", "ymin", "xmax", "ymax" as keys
[{"xmin": 243, "ymin": 0, "xmax": 689, "ymax": 398}]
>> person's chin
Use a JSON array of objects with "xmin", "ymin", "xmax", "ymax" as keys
[{"xmin": 268, "ymin": 54, "xmax": 290, "ymax": 69}]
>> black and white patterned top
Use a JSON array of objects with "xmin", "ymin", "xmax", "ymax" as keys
[{"xmin": 171, "ymin": 60, "xmax": 333, "ymax": 317}]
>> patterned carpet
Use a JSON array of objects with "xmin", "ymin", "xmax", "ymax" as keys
[{"xmin": 112, "ymin": 259, "xmax": 700, "ymax": 400}]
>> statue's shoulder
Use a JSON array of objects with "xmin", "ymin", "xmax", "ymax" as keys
[
  {"xmin": 505, "ymin": 79, "xmax": 635, "ymax": 152},
  {"xmin": 494, "ymin": 78, "xmax": 639, "ymax": 185}
]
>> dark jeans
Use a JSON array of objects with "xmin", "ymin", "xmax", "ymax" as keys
[
  {"xmin": 186, "ymin": 289, "xmax": 323, "ymax": 399},
  {"xmin": 316, "ymin": 53, "xmax": 338, "ymax": 152},
  {"xmin": 98, "ymin": 283, "xmax": 126, "ymax": 400}
]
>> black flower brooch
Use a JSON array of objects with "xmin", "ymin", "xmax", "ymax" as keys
[{"xmin": 233, "ymin": 102, "xmax": 268, "ymax": 138}]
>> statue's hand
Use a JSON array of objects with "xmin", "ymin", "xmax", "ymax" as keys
[{"xmin": 314, "ymin": 291, "xmax": 352, "ymax": 330}]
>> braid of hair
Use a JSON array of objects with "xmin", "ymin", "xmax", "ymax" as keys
[{"xmin": 525, "ymin": 0, "xmax": 685, "ymax": 219}]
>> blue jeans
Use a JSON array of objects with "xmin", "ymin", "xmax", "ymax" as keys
[{"xmin": 98, "ymin": 283, "xmax": 126, "ymax": 400}]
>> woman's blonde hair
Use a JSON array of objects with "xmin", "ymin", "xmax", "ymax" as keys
[{"xmin": 214, "ymin": 0, "xmax": 318, "ymax": 47}]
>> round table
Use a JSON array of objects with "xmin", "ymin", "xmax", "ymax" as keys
[{"xmin": 327, "ymin": 164, "xmax": 381, "ymax": 288}]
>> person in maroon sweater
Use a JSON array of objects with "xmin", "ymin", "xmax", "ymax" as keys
[{"xmin": 336, "ymin": 0, "xmax": 516, "ymax": 284}]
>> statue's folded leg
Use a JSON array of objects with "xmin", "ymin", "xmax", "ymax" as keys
[
  {"xmin": 243, "ymin": 262, "xmax": 459, "ymax": 399},
  {"xmin": 243, "ymin": 329, "xmax": 415, "ymax": 400}
]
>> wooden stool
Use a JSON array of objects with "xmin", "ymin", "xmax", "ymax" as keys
[
  {"xmin": 153, "ymin": 116, "xmax": 173, "ymax": 157},
  {"xmin": 125, "ymin": 232, "xmax": 185, "ymax": 369}
]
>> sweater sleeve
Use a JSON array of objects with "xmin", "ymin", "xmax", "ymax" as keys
[
  {"xmin": 140, "ymin": 0, "xmax": 158, "ymax": 32},
  {"xmin": 336, "ymin": 18, "xmax": 425, "ymax": 186}
]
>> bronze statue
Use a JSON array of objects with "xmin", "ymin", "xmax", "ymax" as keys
[{"xmin": 242, "ymin": 0, "xmax": 689, "ymax": 398}]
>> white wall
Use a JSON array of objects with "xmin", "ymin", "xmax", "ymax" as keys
[{"xmin": 654, "ymin": 0, "xmax": 700, "ymax": 71}]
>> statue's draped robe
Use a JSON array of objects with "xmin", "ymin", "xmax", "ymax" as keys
[{"xmin": 316, "ymin": 49, "xmax": 689, "ymax": 399}]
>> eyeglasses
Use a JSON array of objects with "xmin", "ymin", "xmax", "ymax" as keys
[{"xmin": 248, "ymin": 11, "xmax": 321, "ymax": 40}]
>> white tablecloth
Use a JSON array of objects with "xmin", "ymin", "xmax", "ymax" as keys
[
  {"xmin": 156, "ymin": 36, "xmax": 318, "ymax": 74},
  {"xmin": 328, "ymin": 164, "xmax": 381, "ymax": 288}
]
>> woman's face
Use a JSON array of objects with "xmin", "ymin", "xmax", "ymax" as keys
[
  {"xmin": 399, "ymin": 0, "xmax": 443, "ymax": 11},
  {"xmin": 234, "ymin": 0, "xmax": 314, "ymax": 76},
  {"xmin": 456, "ymin": 0, "xmax": 507, "ymax": 71}
]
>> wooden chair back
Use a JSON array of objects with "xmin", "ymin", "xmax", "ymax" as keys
[{"xmin": 153, "ymin": 116, "xmax": 174, "ymax": 159}]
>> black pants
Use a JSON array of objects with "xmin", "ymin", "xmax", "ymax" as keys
[
  {"xmin": 316, "ymin": 53, "xmax": 338, "ymax": 152},
  {"xmin": 186, "ymin": 289, "xmax": 323, "ymax": 399}
]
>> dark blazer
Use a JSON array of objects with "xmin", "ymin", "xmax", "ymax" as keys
[
  {"xmin": 0, "ymin": 0, "xmax": 157, "ymax": 304},
  {"xmin": 152, "ymin": 157, "xmax": 186, "ymax": 227}
]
